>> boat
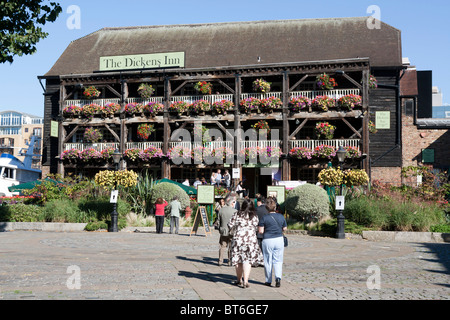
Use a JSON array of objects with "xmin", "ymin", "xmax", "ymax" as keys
[{"xmin": 0, "ymin": 135, "xmax": 42, "ymax": 197}]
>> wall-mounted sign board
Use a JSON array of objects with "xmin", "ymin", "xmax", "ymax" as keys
[{"xmin": 99, "ymin": 52, "xmax": 185, "ymax": 72}]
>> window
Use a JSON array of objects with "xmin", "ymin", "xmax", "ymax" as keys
[{"xmin": 404, "ymin": 100, "xmax": 414, "ymax": 116}]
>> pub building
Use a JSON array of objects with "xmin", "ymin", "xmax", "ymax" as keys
[{"xmin": 39, "ymin": 17, "xmax": 404, "ymax": 196}]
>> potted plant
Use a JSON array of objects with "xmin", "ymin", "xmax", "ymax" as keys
[
  {"xmin": 315, "ymin": 73, "xmax": 337, "ymax": 90},
  {"xmin": 212, "ymin": 99, "xmax": 234, "ymax": 115},
  {"xmin": 318, "ymin": 167, "xmax": 344, "ymax": 186},
  {"xmin": 260, "ymin": 96, "xmax": 282, "ymax": 113},
  {"xmin": 314, "ymin": 122, "xmax": 336, "ymax": 140},
  {"xmin": 124, "ymin": 102, "xmax": 143, "ymax": 116},
  {"xmin": 59, "ymin": 149, "xmax": 81, "ymax": 163},
  {"xmin": 140, "ymin": 146, "xmax": 165, "ymax": 162},
  {"xmin": 369, "ymin": 120, "xmax": 377, "ymax": 134},
  {"xmin": 369, "ymin": 75, "xmax": 378, "ymax": 89},
  {"xmin": 143, "ymin": 102, "xmax": 164, "ymax": 116},
  {"xmin": 83, "ymin": 127, "xmax": 103, "ymax": 143},
  {"xmin": 313, "ymin": 145, "xmax": 337, "ymax": 160},
  {"xmin": 102, "ymin": 103, "xmax": 120, "ymax": 118},
  {"xmin": 79, "ymin": 148, "xmax": 102, "ymax": 163},
  {"xmin": 137, "ymin": 83, "xmax": 155, "ymax": 99},
  {"xmin": 252, "ymin": 78, "xmax": 271, "ymax": 93},
  {"xmin": 191, "ymin": 100, "xmax": 211, "ymax": 115},
  {"xmin": 289, "ymin": 147, "xmax": 313, "ymax": 160},
  {"xmin": 240, "ymin": 97, "xmax": 261, "ymax": 113},
  {"xmin": 124, "ymin": 148, "xmax": 141, "ymax": 163},
  {"xmin": 311, "ymin": 95, "xmax": 335, "ymax": 112},
  {"xmin": 289, "ymin": 96, "xmax": 311, "ymax": 112},
  {"xmin": 169, "ymin": 101, "xmax": 191, "ymax": 114},
  {"xmin": 137, "ymin": 123, "xmax": 155, "ymax": 141},
  {"xmin": 63, "ymin": 105, "xmax": 82, "ymax": 118},
  {"xmin": 82, "ymin": 103, "xmax": 102, "ymax": 120},
  {"xmin": 194, "ymin": 81, "xmax": 212, "ymax": 95},
  {"xmin": 83, "ymin": 86, "xmax": 101, "ymax": 99},
  {"xmin": 338, "ymin": 94, "xmax": 362, "ymax": 111},
  {"xmin": 344, "ymin": 146, "xmax": 362, "ymax": 159}
]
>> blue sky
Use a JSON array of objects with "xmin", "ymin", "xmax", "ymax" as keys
[{"xmin": 1, "ymin": 0, "xmax": 449, "ymax": 117}]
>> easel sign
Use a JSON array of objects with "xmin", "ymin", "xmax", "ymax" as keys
[
  {"xmin": 190, "ymin": 185, "xmax": 214, "ymax": 237},
  {"xmin": 190, "ymin": 206, "xmax": 211, "ymax": 237}
]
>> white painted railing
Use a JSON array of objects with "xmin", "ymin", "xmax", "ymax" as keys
[
  {"xmin": 240, "ymin": 92, "xmax": 282, "ymax": 100},
  {"xmin": 290, "ymin": 89, "xmax": 360, "ymax": 100},
  {"xmin": 169, "ymin": 141, "xmax": 233, "ymax": 150},
  {"xmin": 170, "ymin": 94, "xmax": 234, "ymax": 104},
  {"xmin": 289, "ymin": 139, "xmax": 360, "ymax": 150},
  {"xmin": 126, "ymin": 97, "xmax": 164, "ymax": 104},
  {"xmin": 64, "ymin": 143, "xmax": 119, "ymax": 152},
  {"xmin": 240, "ymin": 140, "xmax": 281, "ymax": 149},
  {"xmin": 65, "ymin": 98, "xmax": 120, "ymax": 108},
  {"xmin": 126, "ymin": 142, "xmax": 163, "ymax": 150}
]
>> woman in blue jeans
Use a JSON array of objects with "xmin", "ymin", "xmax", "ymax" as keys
[{"xmin": 258, "ymin": 197, "xmax": 287, "ymax": 287}]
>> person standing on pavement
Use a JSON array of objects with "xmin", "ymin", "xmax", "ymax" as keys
[
  {"xmin": 228, "ymin": 199, "xmax": 263, "ymax": 288},
  {"xmin": 169, "ymin": 196, "xmax": 182, "ymax": 234},
  {"xmin": 217, "ymin": 196, "xmax": 237, "ymax": 266},
  {"xmin": 255, "ymin": 196, "xmax": 269, "ymax": 250},
  {"xmin": 154, "ymin": 198, "xmax": 168, "ymax": 234},
  {"xmin": 258, "ymin": 197, "xmax": 287, "ymax": 287}
]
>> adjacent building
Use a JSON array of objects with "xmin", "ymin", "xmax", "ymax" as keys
[
  {"xmin": 0, "ymin": 111, "xmax": 43, "ymax": 170},
  {"xmin": 39, "ymin": 17, "xmax": 406, "ymax": 195}
]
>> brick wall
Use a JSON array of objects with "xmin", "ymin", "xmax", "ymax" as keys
[
  {"xmin": 370, "ymin": 166, "xmax": 402, "ymax": 185},
  {"xmin": 402, "ymin": 114, "xmax": 450, "ymax": 169}
]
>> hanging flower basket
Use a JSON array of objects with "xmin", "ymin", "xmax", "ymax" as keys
[
  {"xmin": 102, "ymin": 103, "xmax": 120, "ymax": 117},
  {"xmin": 343, "ymin": 169, "xmax": 369, "ymax": 186},
  {"xmin": 337, "ymin": 94, "xmax": 362, "ymax": 111},
  {"xmin": 212, "ymin": 99, "xmax": 234, "ymax": 114},
  {"xmin": 316, "ymin": 73, "xmax": 338, "ymax": 90},
  {"xmin": 369, "ymin": 75, "xmax": 378, "ymax": 89},
  {"xmin": 369, "ymin": 120, "xmax": 377, "ymax": 134},
  {"xmin": 311, "ymin": 95, "xmax": 335, "ymax": 112},
  {"xmin": 83, "ymin": 127, "xmax": 103, "ymax": 143},
  {"xmin": 252, "ymin": 120, "xmax": 271, "ymax": 135},
  {"xmin": 240, "ymin": 97, "xmax": 261, "ymax": 113},
  {"xmin": 194, "ymin": 81, "xmax": 212, "ymax": 95},
  {"xmin": 318, "ymin": 167, "xmax": 344, "ymax": 186},
  {"xmin": 314, "ymin": 122, "xmax": 336, "ymax": 140},
  {"xmin": 260, "ymin": 96, "xmax": 282, "ymax": 112},
  {"xmin": 83, "ymin": 86, "xmax": 101, "ymax": 99},
  {"xmin": 137, "ymin": 123, "xmax": 155, "ymax": 141},
  {"xmin": 289, "ymin": 96, "xmax": 311, "ymax": 112},
  {"xmin": 137, "ymin": 83, "xmax": 155, "ymax": 99},
  {"xmin": 345, "ymin": 146, "xmax": 362, "ymax": 159},
  {"xmin": 142, "ymin": 102, "xmax": 164, "ymax": 116},
  {"xmin": 252, "ymin": 79, "xmax": 271, "ymax": 93}
]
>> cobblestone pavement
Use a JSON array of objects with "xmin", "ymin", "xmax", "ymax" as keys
[{"xmin": 0, "ymin": 229, "xmax": 448, "ymax": 301}]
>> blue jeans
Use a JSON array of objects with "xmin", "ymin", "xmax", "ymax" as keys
[{"xmin": 262, "ymin": 236, "xmax": 284, "ymax": 283}]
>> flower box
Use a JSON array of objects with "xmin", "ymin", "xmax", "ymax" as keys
[
  {"xmin": 260, "ymin": 96, "xmax": 282, "ymax": 112},
  {"xmin": 63, "ymin": 105, "xmax": 82, "ymax": 118},
  {"xmin": 337, "ymin": 94, "xmax": 362, "ymax": 111},
  {"xmin": 82, "ymin": 103, "xmax": 102, "ymax": 120},
  {"xmin": 169, "ymin": 101, "xmax": 191, "ymax": 114},
  {"xmin": 289, "ymin": 96, "xmax": 311, "ymax": 113},
  {"xmin": 125, "ymin": 103, "xmax": 143, "ymax": 116},
  {"xmin": 289, "ymin": 147, "xmax": 313, "ymax": 160},
  {"xmin": 191, "ymin": 100, "xmax": 211, "ymax": 114},
  {"xmin": 312, "ymin": 145, "xmax": 337, "ymax": 160},
  {"xmin": 311, "ymin": 95, "xmax": 336, "ymax": 112},
  {"xmin": 240, "ymin": 97, "xmax": 261, "ymax": 114},
  {"xmin": 212, "ymin": 100, "xmax": 234, "ymax": 115},
  {"xmin": 142, "ymin": 102, "xmax": 164, "ymax": 116},
  {"xmin": 102, "ymin": 103, "xmax": 120, "ymax": 118}
]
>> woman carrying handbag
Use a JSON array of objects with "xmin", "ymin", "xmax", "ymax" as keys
[{"xmin": 258, "ymin": 197, "xmax": 287, "ymax": 287}]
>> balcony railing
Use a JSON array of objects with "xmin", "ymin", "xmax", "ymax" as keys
[
  {"xmin": 64, "ymin": 89, "xmax": 361, "ymax": 109},
  {"xmin": 289, "ymin": 139, "xmax": 360, "ymax": 151}
]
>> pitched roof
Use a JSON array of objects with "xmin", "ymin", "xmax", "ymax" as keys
[{"xmin": 44, "ymin": 17, "xmax": 402, "ymax": 77}]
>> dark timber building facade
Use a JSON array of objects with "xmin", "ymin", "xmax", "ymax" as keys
[{"xmin": 39, "ymin": 18, "xmax": 404, "ymax": 195}]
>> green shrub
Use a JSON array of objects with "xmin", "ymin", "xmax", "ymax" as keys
[
  {"xmin": 41, "ymin": 199, "xmax": 88, "ymax": 223},
  {"xmin": 0, "ymin": 203, "xmax": 44, "ymax": 222},
  {"xmin": 150, "ymin": 182, "xmax": 190, "ymax": 214},
  {"xmin": 430, "ymin": 224, "xmax": 450, "ymax": 233},
  {"xmin": 285, "ymin": 183, "xmax": 330, "ymax": 222}
]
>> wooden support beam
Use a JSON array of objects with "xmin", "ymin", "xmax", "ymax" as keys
[
  {"xmin": 341, "ymin": 118, "xmax": 362, "ymax": 138},
  {"xmin": 214, "ymin": 121, "xmax": 234, "ymax": 141},
  {"xmin": 289, "ymin": 75, "xmax": 308, "ymax": 92},
  {"xmin": 342, "ymin": 73, "xmax": 362, "ymax": 90},
  {"xmin": 63, "ymin": 125, "xmax": 80, "ymax": 143},
  {"xmin": 289, "ymin": 119, "xmax": 308, "ymax": 140}
]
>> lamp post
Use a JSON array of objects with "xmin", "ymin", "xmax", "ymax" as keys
[
  {"xmin": 335, "ymin": 145, "xmax": 346, "ymax": 239},
  {"xmin": 110, "ymin": 149, "xmax": 122, "ymax": 232}
]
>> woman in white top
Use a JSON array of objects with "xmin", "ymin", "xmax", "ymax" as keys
[{"xmin": 211, "ymin": 172, "xmax": 217, "ymax": 185}]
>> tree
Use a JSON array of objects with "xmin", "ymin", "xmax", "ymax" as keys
[{"xmin": 0, "ymin": 0, "xmax": 62, "ymax": 63}]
